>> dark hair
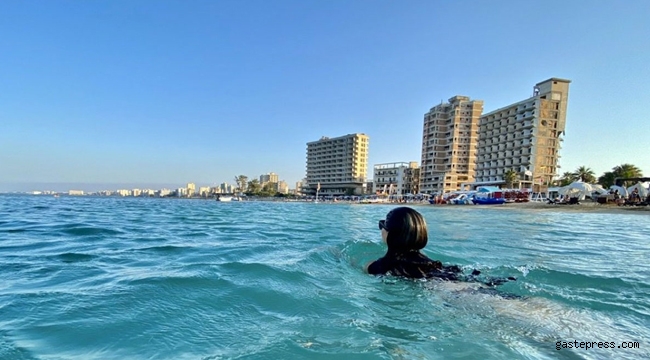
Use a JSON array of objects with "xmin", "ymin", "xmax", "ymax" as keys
[{"xmin": 384, "ymin": 207, "xmax": 428, "ymax": 252}]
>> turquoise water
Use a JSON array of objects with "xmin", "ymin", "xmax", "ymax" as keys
[{"xmin": 0, "ymin": 195, "xmax": 648, "ymax": 360}]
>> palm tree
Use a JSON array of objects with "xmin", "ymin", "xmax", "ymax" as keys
[
  {"xmin": 611, "ymin": 163, "xmax": 643, "ymax": 187},
  {"xmin": 613, "ymin": 163, "xmax": 643, "ymax": 178},
  {"xmin": 234, "ymin": 175, "xmax": 248, "ymax": 194},
  {"xmin": 558, "ymin": 172, "xmax": 575, "ymax": 186},
  {"xmin": 503, "ymin": 169, "xmax": 518, "ymax": 189},
  {"xmin": 572, "ymin": 166, "xmax": 596, "ymax": 183}
]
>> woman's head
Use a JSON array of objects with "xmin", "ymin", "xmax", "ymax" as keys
[{"xmin": 380, "ymin": 207, "xmax": 428, "ymax": 252}]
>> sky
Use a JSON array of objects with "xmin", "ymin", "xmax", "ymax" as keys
[{"xmin": 1, "ymin": 1, "xmax": 649, "ymax": 192}]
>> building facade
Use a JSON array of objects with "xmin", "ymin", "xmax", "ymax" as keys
[
  {"xmin": 373, "ymin": 162, "xmax": 420, "ymax": 196},
  {"xmin": 219, "ymin": 183, "xmax": 234, "ymax": 194},
  {"xmin": 420, "ymin": 96, "xmax": 483, "ymax": 194},
  {"xmin": 305, "ymin": 133, "xmax": 369, "ymax": 196},
  {"xmin": 276, "ymin": 180, "xmax": 289, "ymax": 194},
  {"xmin": 199, "ymin": 186, "xmax": 211, "ymax": 197},
  {"xmin": 474, "ymin": 78, "xmax": 570, "ymax": 189},
  {"xmin": 259, "ymin": 172, "xmax": 279, "ymax": 186},
  {"xmin": 186, "ymin": 183, "xmax": 196, "ymax": 197}
]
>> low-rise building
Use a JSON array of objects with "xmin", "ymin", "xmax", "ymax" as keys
[
  {"xmin": 159, "ymin": 188, "xmax": 172, "ymax": 197},
  {"xmin": 260, "ymin": 173, "xmax": 279, "ymax": 186},
  {"xmin": 276, "ymin": 180, "xmax": 289, "ymax": 194},
  {"xmin": 199, "ymin": 186, "xmax": 211, "ymax": 197},
  {"xmin": 373, "ymin": 162, "xmax": 419, "ymax": 196},
  {"xmin": 117, "ymin": 189, "xmax": 130, "ymax": 196}
]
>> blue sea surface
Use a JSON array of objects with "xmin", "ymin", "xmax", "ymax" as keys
[{"xmin": 0, "ymin": 195, "xmax": 648, "ymax": 359}]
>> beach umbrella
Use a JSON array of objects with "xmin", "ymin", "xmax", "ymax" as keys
[
  {"xmin": 558, "ymin": 185, "xmax": 580, "ymax": 196},
  {"xmin": 591, "ymin": 184, "xmax": 609, "ymax": 195},
  {"xmin": 560, "ymin": 181, "xmax": 594, "ymax": 199},
  {"xmin": 627, "ymin": 182, "xmax": 648, "ymax": 198},
  {"xmin": 609, "ymin": 185, "xmax": 628, "ymax": 197}
]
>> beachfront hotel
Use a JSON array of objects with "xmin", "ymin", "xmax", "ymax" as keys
[
  {"xmin": 305, "ymin": 133, "xmax": 369, "ymax": 196},
  {"xmin": 420, "ymin": 96, "xmax": 484, "ymax": 194},
  {"xmin": 474, "ymin": 78, "xmax": 570, "ymax": 190},
  {"xmin": 373, "ymin": 162, "xmax": 420, "ymax": 196}
]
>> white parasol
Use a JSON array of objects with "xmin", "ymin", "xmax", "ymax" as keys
[
  {"xmin": 558, "ymin": 181, "xmax": 594, "ymax": 199},
  {"xmin": 627, "ymin": 182, "xmax": 648, "ymax": 198},
  {"xmin": 609, "ymin": 185, "xmax": 628, "ymax": 197}
]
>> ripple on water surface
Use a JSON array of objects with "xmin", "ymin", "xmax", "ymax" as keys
[{"xmin": 0, "ymin": 195, "xmax": 648, "ymax": 359}]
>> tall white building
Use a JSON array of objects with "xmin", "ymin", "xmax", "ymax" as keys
[
  {"xmin": 186, "ymin": 183, "xmax": 196, "ymax": 197},
  {"xmin": 306, "ymin": 133, "xmax": 369, "ymax": 196},
  {"xmin": 475, "ymin": 78, "xmax": 570, "ymax": 189}
]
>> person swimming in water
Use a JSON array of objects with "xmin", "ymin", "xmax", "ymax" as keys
[{"xmin": 365, "ymin": 207, "xmax": 515, "ymax": 286}]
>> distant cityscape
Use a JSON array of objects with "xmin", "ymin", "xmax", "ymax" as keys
[
  {"xmin": 13, "ymin": 78, "xmax": 570, "ymax": 199},
  {"xmin": 302, "ymin": 78, "xmax": 570, "ymax": 197}
]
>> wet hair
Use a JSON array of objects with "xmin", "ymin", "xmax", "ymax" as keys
[{"xmin": 384, "ymin": 207, "xmax": 428, "ymax": 252}]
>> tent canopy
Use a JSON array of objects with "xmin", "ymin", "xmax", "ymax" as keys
[
  {"xmin": 558, "ymin": 181, "xmax": 595, "ymax": 198},
  {"xmin": 609, "ymin": 185, "xmax": 628, "ymax": 197},
  {"xmin": 627, "ymin": 182, "xmax": 649, "ymax": 198}
]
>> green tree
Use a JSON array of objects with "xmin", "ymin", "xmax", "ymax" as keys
[
  {"xmin": 558, "ymin": 172, "xmax": 575, "ymax": 186},
  {"xmin": 246, "ymin": 179, "xmax": 261, "ymax": 196},
  {"xmin": 234, "ymin": 175, "xmax": 248, "ymax": 194},
  {"xmin": 599, "ymin": 163, "xmax": 643, "ymax": 187},
  {"xmin": 597, "ymin": 172, "xmax": 616, "ymax": 188},
  {"xmin": 613, "ymin": 163, "xmax": 643, "ymax": 179},
  {"xmin": 503, "ymin": 169, "xmax": 518, "ymax": 189},
  {"xmin": 572, "ymin": 166, "xmax": 596, "ymax": 183},
  {"xmin": 260, "ymin": 182, "xmax": 277, "ymax": 197}
]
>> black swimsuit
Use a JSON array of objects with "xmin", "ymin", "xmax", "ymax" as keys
[
  {"xmin": 367, "ymin": 250, "xmax": 516, "ymax": 286},
  {"xmin": 367, "ymin": 250, "xmax": 463, "ymax": 280}
]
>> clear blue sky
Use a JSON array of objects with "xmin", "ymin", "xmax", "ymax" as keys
[{"xmin": 1, "ymin": 0, "xmax": 649, "ymax": 192}]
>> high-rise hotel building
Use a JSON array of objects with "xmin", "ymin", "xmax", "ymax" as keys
[
  {"xmin": 306, "ymin": 133, "xmax": 369, "ymax": 196},
  {"xmin": 475, "ymin": 78, "xmax": 570, "ymax": 188},
  {"xmin": 420, "ymin": 96, "xmax": 483, "ymax": 194}
]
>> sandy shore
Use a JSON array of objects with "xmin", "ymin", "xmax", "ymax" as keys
[
  {"xmin": 377, "ymin": 200, "xmax": 650, "ymax": 215},
  {"xmin": 475, "ymin": 201, "xmax": 650, "ymax": 215}
]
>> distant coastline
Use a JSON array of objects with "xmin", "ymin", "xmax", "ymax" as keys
[{"xmin": 3, "ymin": 193, "xmax": 648, "ymax": 215}]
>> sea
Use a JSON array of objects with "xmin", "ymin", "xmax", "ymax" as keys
[{"xmin": 0, "ymin": 194, "xmax": 648, "ymax": 360}]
